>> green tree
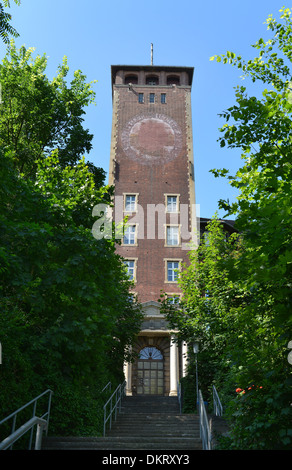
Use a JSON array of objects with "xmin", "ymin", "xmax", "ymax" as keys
[
  {"xmin": 210, "ymin": 8, "xmax": 292, "ymax": 339},
  {"xmin": 210, "ymin": 8, "xmax": 292, "ymax": 449},
  {"xmin": 0, "ymin": 148, "xmax": 142, "ymax": 433},
  {"xmin": 164, "ymin": 8, "xmax": 292, "ymax": 449},
  {"xmin": 0, "ymin": 42, "xmax": 142, "ymax": 436},
  {"xmin": 0, "ymin": 1, "xmax": 20, "ymax": 44},
  {"xmin": 161, "ymin": 218, "xmax": 243, "ymax": 402},
  {"xmin": 0, "ymin": 41, "xmax": 105, "ymax": 185}
]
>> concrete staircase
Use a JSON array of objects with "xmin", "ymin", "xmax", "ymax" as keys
[{"xmin": 42, "ymin": 395, "xmax": 202, "ymax": 450}]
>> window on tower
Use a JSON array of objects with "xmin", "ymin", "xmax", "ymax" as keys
[
  {"xmin": 167, "ymin": 75, "xmax": 180, "ymax": 86},
  {"xmin": 123, "ymin": 225, "xmax": 137, "ymax": 245},
  {"xmin": 149, "ymin": 93, "xmax": 155, "ymax": 103},
  {"xmin": 161, "ymin": 93, "xmax": 166, "ymax": 104},
  {"xmin": 166, "ymin": 195, "xmax": 179, "ymax": 213},
  {"xmin": 138, "ymin": 93, "xmax": 144, "ymax": 103},
  {"xmin": 166, "ymin": 260, "xmax": 181, "ymax": 282},
  {"xmin": 124, "ymin": 194, "xmax": 137, "ymax": 212},
  {"xmin": 146, "ymin": 75, "xmax": 159, "ymax": 85},
  {"xmin": 166, "ymin": 226, "xmax": 180, "ymax": 246},
  {"xmin": 125, "ymin": 74, "xmax": 138, "ymax": 84},
  {"xmin": 123, "ymin": 259, "xmax": 137, "ymax": 281}
]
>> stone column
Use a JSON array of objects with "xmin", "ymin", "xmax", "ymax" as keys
[
  {"xmin": 169, "ymin": 335, "xmax": 178, "ymax": 396},
  {"xmin": 124, "ymin": 347, "xmax": 133, "ymax": 396}
]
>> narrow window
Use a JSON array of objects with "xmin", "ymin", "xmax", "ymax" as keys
[
  {"xmin": 123, "ymin": 260, "xmax": 136, "ymax": 280},
  {"xmin": 125, "ymin": 194, "xmax": 137, "ymax": 212},
  {"xmin": 138, "ymin": 93, "xmax": 144, "ymax": 103},
  {"xmin": 167, "ymin": 261, "xmax": 179, "ymax": 282},
  {"xmin": 167, "ymin": 195, "xmax": 178, "ymax": 212},
  {"xmin": 149, "ymin": 93, "xmax": 155, "ymax": 103},
  {"xmin": 166, "ymin": 226, "xmax": 179, "ymax": 246},
  {"xmin": 123, "ymin": 225, "xmax": 136, "ymax": 245},
  {"xmin": 161, "ymin": 93, "xmax": 166, "ymax": 104}
]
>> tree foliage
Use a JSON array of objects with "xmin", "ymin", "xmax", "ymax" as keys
[
  {"xmin": 0, "ymin": 1, "xmax": 20, "ymax": 44},
  {"xmin": 0, "ymin": 44, "xmax": 142, "ymax": 436},
  {"xmin": 0, "ymin": 41, "xmax": 105, "ymax": 186},
  {"xmin": 163, "ymin": 7, "xmax": 292, "ymax": 450}
]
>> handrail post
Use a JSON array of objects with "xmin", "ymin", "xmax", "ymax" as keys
[
  {"xmin": 34, "ymin": 421, "xmax": 46, "ymax": 450},
  {"xmin": 198, "ymin": 389, "xmax": 212, "ymax": 450},
  {"xmin": 46, "ymin": 390, "xmax": 53, "ymax": 436},
  {"xmin": 0, "ymin": 389, "xmax": 53, "ymax": 451},
  {"xmin": 28, "ymin": 400, "xmax": 37, "ymax": 450},
  {"xmin": 114, "ymin": 386, "xmax": 118, "ymax": 420},
  {"xmin": 177, "ymin": 381, "xmax": 182, "ymax": 414},
  {"xmin": 119, "ymin": 386, "xmax": 121, "ymax": 413},
  {"xmin": 10, "ymin": 415, "xmax": 17, "ymax": 450},
  {"xmin": 110, "ymin": 397, "xmax": 112, "ymax": 430},
  {"xmin": 103, "ymin": 380, "xmax": 126, "ymax": 437},
  {"xmin": 212, "ymin": 385, "xmax": 223, "ymax": 417}
]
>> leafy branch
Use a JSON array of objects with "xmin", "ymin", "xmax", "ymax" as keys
[{"xmin": 0, "ymin": 0, "xmax": 20, "ymax": 44}]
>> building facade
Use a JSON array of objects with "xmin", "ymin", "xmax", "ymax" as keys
[{"xmin": 108, "ymin": 65, "xmax": 198, "ymax": 396}]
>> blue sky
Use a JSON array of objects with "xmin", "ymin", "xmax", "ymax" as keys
[{"xmin": 1, "ymin": 0, "xmax": 287, "ymax": 219}]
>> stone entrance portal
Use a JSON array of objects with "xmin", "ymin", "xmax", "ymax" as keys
[{"xmin": 123, "ymin": 301, "xmax": 189, "ymax": 397}]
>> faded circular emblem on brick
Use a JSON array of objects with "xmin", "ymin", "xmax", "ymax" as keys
[{"xmin": 121, "ymin": 113, "xmax": 183, "ymax": 164}]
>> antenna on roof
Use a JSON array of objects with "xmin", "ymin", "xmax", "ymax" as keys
[{"xmin": 151, "ymin": 43, "xmax": 153, "ymax": 66}]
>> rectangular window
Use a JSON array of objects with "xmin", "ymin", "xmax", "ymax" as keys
[
  {"xmin": 166, "ymin": 226, "xmax": 179, "ymax": 246},
  {"xmin": 123, "ymin": 259, "xmax": 136, "ymax": 281},
  {"xmin": 123, "ymin": 225, "xmax": 136, "ymax": 245},
  {"xmin": 167, "ymin": 294, "xmax": 180, "ymax": 305},
  {"xmin": 167, "ymin": 261, "xmax": 179, "ymax": 282},
  {"xmin": 138, "ymin": 93, "xmax": 144, "ymax": 103},
  {"xmin": 149, "ymin": 93, "xmax": 155, "ymax": 103},
  {"xmin": 166, "ymin": 195, "xmax": 178, "ymax": 212},
  {"xmin": 161, "ymin": 93, "xmax": 166, "ymax": 104},
  {"xmin": 125, "ymin": 194, "xmax": 137, "ymax": 212}
]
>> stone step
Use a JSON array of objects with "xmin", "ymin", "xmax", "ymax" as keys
[
  {"xmin": 109, "ymin": 414, "xmax": 199, "ymax": 434},
  {"xmin": 111, "ymin": 413, "xmax": 198, "ymax": 419},
  {"xmin": 42, "ymin": 436, "xmax": 202, "ymax": 450},
  {"xmin": 108, "ymin": 431, "xmax": 200, "ymax": 438},
  {"xmin": 109, "ymin": 424, "xmax": 199, "ymax": 430},
  {"xmin": 120, "ymin": 400, "xmax": 180, "ymax": 413},
  {"xmin": 42, "ymin": 396, "xmax": 202, "ymax": 450}
]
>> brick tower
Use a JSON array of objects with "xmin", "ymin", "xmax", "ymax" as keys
[{"xmin": 108, "ymin": 64, "xmax": 198, "ymax": 396}]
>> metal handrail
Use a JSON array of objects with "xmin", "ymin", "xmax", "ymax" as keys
[
  {"xmin": 101, "ymin": 381, "xmax": 112, "ymax": 394},
  {"xmin": 198, "ymin": 390, "xmax": 211, "ymax": 450},
  {"xmin": 103, "ymin": 380, "xmax": 126, "ymax": 436},
  {"xmin": 212, "ymin": 385, "xmax": 223, "ymax": 417},
  {"xmin": 177, "ymin": 381, "xmax": 182, "ymax": 414},
  {"xmin": 0, "ymin": 389, "xmax": 53, "ymax": 450}
]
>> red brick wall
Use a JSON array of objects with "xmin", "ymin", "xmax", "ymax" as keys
[{"xmin": 111, "ymin": 71, "xmax": 194, "ymax": 304}]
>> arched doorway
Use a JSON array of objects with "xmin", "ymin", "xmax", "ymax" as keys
[{"xmin": 137, "ymin": 347, "xmax": 164, "ymax": 395}]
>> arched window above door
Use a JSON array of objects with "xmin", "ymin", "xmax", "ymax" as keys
[{"xmin": 139, "ymin": 346, "xmax": 163, "ymax": 360}]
